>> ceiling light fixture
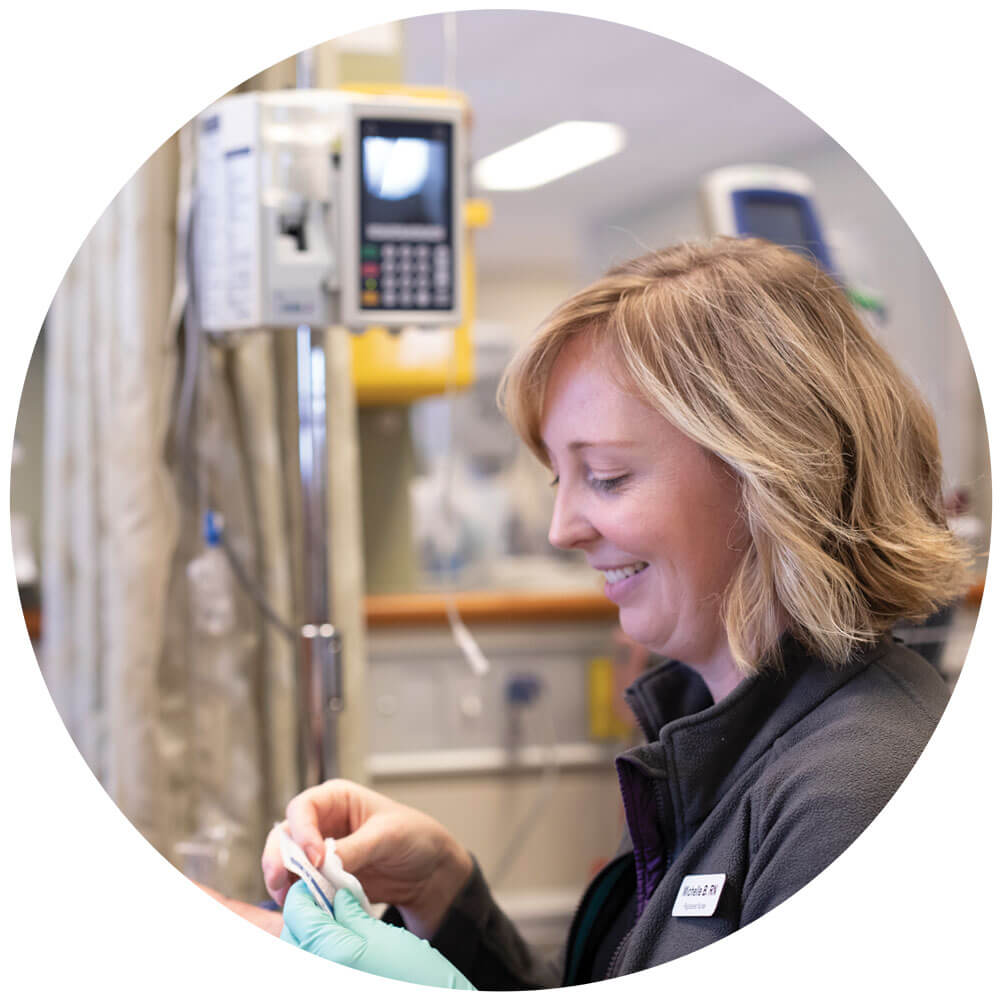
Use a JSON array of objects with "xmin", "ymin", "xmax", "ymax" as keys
[{"xmin": 473, "ymin": 121, "xmax": 626, "ymax": 191}]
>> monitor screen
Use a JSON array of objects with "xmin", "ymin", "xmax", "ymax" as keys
[
  {"xmin": 736, "ymin": 192, "xmax": 836, "ymax": 274},
  {"xmin": 359, "ymin": 118, "xmax": 454, "ymax": 313},
  {"xmin": 739, "ymin": 196, "xmax": 813, "ymax": 253}
]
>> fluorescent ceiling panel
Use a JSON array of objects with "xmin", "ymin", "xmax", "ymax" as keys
[{"xmin": 473, "ymin": 121, "xmax": 626, "ymax": 191}]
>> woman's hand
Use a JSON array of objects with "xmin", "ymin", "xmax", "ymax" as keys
[
  {"xmin": 281, "ymin": 883, "xmax": 476, "ymax": 989},
  {"xmin": 262, "ymin": 779, "xmax": 473, "ymax": 939}
]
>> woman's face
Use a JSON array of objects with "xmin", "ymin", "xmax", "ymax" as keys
[{"xmin": 540, "ymin": 336, "xmax": 747, "ymax": 678}]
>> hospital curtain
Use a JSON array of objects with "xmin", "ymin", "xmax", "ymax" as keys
[{"xmin": 39, "ymin": 129, "xmax": 303, "ymax": 900}]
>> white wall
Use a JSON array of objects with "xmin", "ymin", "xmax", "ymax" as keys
[{"xmin": 476, "ymin": 271, "xmax": 580, "ymax": 346}]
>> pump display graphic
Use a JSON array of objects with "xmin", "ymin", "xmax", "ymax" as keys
[{"xmin": 359, "ymin": 119, "xmax": 455, "ymax": 312}]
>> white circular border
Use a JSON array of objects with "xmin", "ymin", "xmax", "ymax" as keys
[{"xmin": 1, "ymin": 2, "xmax": 995, "ymax": 997}]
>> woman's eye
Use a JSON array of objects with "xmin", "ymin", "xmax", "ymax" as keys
[
  {"xmin": 590, "ymin": 475, "xmax": 628, "ymax": 493},
  {"xmin": 549, "ymin": 475, "xmax": 560, "ymax": 488}
]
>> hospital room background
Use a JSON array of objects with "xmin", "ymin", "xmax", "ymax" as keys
[{"xmin": 10, "ymin": 10, "xmax": 989, "ymax": 960}]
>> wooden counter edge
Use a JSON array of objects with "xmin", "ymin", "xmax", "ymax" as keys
[
  {"xmin": 367, "ymin": 576, "xmax": 988, "ymax": 628},
  {"xmin": 366, "ymin": 591, "xmax": 619, "ymax": 627},
  {"xmin": 19, "ymin": 576, "xmax": 987, "ymax": 636}
]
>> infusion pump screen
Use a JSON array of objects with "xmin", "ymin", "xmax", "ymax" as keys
[
  {"xmin": 359, "ymin": 118, "xmax": 454, "ymax": 312},
  {"xmin": 740, "ymin": 196, "xmax": 824, "ymax": 265}
]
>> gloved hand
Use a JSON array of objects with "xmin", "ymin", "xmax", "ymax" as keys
[
  {"xmin": 262, "ymin": 779, "xmax": 474, "ymax": 941},
  {"xmin": 281, "ymin": 881, "xmax": 477, "ymax": 990}
]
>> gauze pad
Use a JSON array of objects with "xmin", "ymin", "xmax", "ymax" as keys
[{"xmin": 277, "ymin": 826, "xmax": 376, "ymax": 918}]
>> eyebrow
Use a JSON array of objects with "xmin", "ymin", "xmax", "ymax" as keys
[{"xmin": 539, "ymin": 439, "xmax": 637, "ymax": 463}]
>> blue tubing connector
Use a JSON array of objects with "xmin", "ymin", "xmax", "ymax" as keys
[{"xmin": 203, "ymin": 509, "xmax": 224, "ymax": 546}]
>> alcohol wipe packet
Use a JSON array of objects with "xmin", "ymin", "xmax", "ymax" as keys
[{"xmin": 277, "ymin": 826, "xmax": 376, "ymax": 917}]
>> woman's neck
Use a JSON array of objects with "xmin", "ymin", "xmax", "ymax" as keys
[{"xmin": 692, "ymin": 644, "xmax": 744, "ymax": 703}]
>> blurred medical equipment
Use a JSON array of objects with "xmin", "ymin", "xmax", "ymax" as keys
[
  {"xmin": 186, "ymin": 511, "xmax": 237, "ymax": 637},
  {"xmin": 191, "ymin": 87, "xmax": 468, "ymax": 787},
  {"xmin": 701, "ymin": 164, "xmax": 892, "ymax": 324},
  {"xmin": 196, "ymin": 90, "xmax": 465, "ymax": 332},
  {"xmin": 700, "ymin": 164, "xmax": 837, "ymax": 275}
]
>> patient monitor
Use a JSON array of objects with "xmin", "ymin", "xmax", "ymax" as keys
[{"xmin": 700, "ymin": 164, "xmax": 837, "ymax": 275}]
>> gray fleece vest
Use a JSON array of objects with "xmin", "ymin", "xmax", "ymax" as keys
[
  {"xmin": 428, "ymin": 635, "xmax": 949, "ymax": 988},
  {"xmin": 606, "ymin": 633, "xmax": 949, "ymax": 975}
]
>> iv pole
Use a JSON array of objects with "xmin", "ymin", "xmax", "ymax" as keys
[
  {"xmin": 295, "ymin": 323, "xmax": 342, "ymax": 786},
  {"xmin": 294, "ymin": 49, "xmax": 341, "ymax": 786}
]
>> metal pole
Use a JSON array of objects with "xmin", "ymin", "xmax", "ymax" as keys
[
  {"xmin": 296, "ymin": 324, "xmax": 341, "ymax": 785},
  {"xmin": 296, "ymin": 48, "xmax": 316, "ymax": 90}
]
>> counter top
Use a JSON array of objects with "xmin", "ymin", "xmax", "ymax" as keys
[
  {"xmin": 21, "ymin": 575, "xmax": 986, "ymax": 637},
  {"xmin": 365, "ymin": 590, "xmax": 619, "ymax": 627}
]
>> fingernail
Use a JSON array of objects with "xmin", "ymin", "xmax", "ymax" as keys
[{"xmin": 305, "ymin": 844, "xmax": 323, "ymax": 867}]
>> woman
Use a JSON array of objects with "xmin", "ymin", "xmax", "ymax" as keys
[{"xmin": 263, "ymin": 238, "xmax": 968, "ymax": 987}]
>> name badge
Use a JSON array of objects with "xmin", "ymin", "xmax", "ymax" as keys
[{"xmin": 672, "ymin": 874, "xmax": 726, "ymax": 917}]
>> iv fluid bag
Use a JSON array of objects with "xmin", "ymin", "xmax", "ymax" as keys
[{"xmin": 187, "ymin": 545, "xmax": 236, "ymax": 636}]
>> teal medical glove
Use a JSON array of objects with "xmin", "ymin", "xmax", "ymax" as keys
[{"xmin": 281, "ymin": 880, "xmax": 476, "ymax": 990}]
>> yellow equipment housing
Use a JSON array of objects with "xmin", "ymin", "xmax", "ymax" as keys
[{"xmin": 343, "ymin": 83, "xmax": 492, "ymax": 406}]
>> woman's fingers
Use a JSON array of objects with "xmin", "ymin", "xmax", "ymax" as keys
[
  {"xmin": 266, "ymin": 781, "xmax": 386, "ymax": 905},
  {"xmin": 266, "ymin": 780, "xmax": 435, "ymax": 910},
  {"xmin": 285, "ymin": 779, "xmax": 387, "ymax": 868},
  {"xmin": 262, "ymin": 822, "xmax": 295, "ymax": 904},
  {"xmin": 327, "ymin": 818, "xmax": 387, "ymax": 877},
  {"xmin": 285, "ymin": 781, "xmax": 351, "ymax": 867}
]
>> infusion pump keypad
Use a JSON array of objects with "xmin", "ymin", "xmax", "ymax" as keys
[{"xmin": 361, "ymin": 242, "xmax": 453, "ymax": 311}]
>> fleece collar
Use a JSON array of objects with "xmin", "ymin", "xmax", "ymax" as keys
[{"xmin": 615, "ymin": 634, "xmax": 893, "ymax": 916}]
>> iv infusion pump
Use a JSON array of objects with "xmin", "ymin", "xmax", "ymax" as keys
[{"xmin": 194, "ymin": 89, "xmax": 466, "ymax": 333}]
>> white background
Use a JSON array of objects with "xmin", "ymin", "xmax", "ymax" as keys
[{"xmin": 1, "ymin": 1, "xmax": 997, "ymax": 996}]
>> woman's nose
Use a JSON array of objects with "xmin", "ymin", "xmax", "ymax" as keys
[{"xmin": 548, "ymin": 486, "xmax": 596, "ymax": 551}]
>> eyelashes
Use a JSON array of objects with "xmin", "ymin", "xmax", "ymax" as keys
[
  {"xmin": 590, "ymin": 474, "xmax": 629, "ymax": 493},
  {"xmin": 548, "ymin": 474, "xmax": 629, "ymax": 493}
]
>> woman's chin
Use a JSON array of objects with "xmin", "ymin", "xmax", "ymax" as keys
[{"xmin": 616, "ymin": 616, "xmax": 667, "ymax": 657}]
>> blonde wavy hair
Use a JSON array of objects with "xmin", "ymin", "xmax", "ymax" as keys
[{"xmin": 499, "ymin": 237, "xmax": 970, "ymax": 674}]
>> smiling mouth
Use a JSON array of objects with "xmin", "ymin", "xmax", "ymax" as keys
[{"xmin": 603, "ymin": 561, "xmax": 649, "ymax": 584}]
